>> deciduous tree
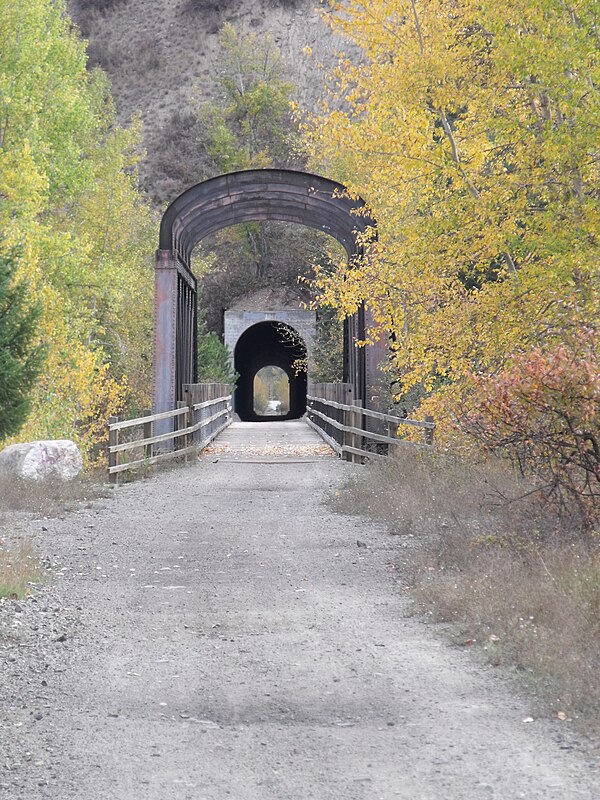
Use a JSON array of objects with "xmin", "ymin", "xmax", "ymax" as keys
[
  {"xmin": 0, "ymin": 0, "xmax": 155, "ymax": 460},
  {"xmin": 305, "ymin": 0, "xmax": 599, "ymax": 441}
]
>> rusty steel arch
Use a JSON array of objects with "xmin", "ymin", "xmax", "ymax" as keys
[{"xmin": 154, "ymin": 169, "xmax": 381, "ymax": 415}]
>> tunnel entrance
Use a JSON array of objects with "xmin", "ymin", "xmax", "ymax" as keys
[{"xmin": 234, "ymin": 322, "xmax": 307, "ymax": 422}]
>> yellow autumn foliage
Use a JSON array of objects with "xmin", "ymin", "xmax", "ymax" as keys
[
  {"xmin": 0, "ymin": 0, "xmax": 155, "ymax": 464},
  {"xmin": 306, "ymin": 0, "xmax": 600, "ymax": 443}
]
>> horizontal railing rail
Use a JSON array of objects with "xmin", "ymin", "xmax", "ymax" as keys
[
  {"xmin": 108, "ymin": 406, "xmax": 188, "ymax": 431},
  {"xmin": 306, "ymin": 391, "xmax": 434, "ymax": 463},
  {"xmin": 107, "ymin": 383, "xmax": 233, "ymax": 483}
]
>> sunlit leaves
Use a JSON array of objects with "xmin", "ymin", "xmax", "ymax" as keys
[
  {"xmin": 307, "ymin": 0, "xmax": 599, "ymax": 436},
  {"xmin": 0, "ymin": 0, "xmax": 155, "ymax": 458}
]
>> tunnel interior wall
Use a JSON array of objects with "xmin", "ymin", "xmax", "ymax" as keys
[{"xmin": 233, "ymin": 321, "xmax": 308, "ymax": 422}]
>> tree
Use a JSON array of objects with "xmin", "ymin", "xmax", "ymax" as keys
[
  {"xmin": 195, "ymin": 23, "xmax": 299, "ymax": 176},
  {"xmin": 191, "ymin": 23, "xmax": 346, "ymax": 382},
  {"xmin": 305, "ymin": 1, "xmax": 600, "ymax": 443},
  {"xmin": 0, "ymin": 248, "xmax": 45, "ymax": 438},
  {"xmin": 0, "ymin": 0, "xmax": 155, "ymax": 460},
  {"xmin": 197, "ymin": 323, "xmax": 237, "ymax": 385}
]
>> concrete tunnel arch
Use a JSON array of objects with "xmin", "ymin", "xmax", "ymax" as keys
[{"xmin": 234, "ymin": 321, "xmax": 308, "ymax": 422}]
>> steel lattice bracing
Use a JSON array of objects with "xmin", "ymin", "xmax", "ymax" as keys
[{"xmin": 154, "ymin": 169, "xmax": 384, "ymax": 416}]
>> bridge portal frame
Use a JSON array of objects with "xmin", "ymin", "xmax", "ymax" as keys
[{"xmin": 154, "ymin": 168, "xmax": 384, "ymax": 416}]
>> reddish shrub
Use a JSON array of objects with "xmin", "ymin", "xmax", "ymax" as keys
[{"xmin": 461, "ymin": 331, "xmax": 600, "ymax": 526}]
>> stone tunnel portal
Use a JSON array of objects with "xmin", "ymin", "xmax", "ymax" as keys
[{"xmin": 234, "ymin": 322, "xmax": 307, "ymax": 422}]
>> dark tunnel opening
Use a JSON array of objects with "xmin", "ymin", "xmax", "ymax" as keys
[{"xmin": 234, "ymin": 322, "xmax": 307, "ymax": 422}]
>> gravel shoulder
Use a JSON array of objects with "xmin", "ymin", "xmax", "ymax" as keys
[{"xmin": 1, "ymin": 431, "xmax": 598, "ymax": 799}]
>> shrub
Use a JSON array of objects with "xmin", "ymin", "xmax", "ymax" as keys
[
  {"xmin": 197, "ymin": 327, "xmax": 237, "ymax": 385},
  {"xmin": 460, "ymin": 332, "xmax": 600, "ymax": 527}
]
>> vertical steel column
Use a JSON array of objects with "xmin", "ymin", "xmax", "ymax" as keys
[
  {"xmin": 153, "ymin": 249, "xmax": 179, "ymax": 415},
  {"xmin": 345, "ymin": 306, "xmax": 366, "ymax": 408},
  {"xmin": 153, "ymin": 250, "xmax": 197, "ymax": 451},
  {"xmin": 364, "ymin": 304, "xmax": 389, "ymax": 412},
  {"xmin": 176, "ymin": 278, "xmax": 196, "ymax": 396}
]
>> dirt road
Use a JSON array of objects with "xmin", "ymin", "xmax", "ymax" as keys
[{"xmin": 1, "ymin": 423, "xmax": 597, "ymax": 799}]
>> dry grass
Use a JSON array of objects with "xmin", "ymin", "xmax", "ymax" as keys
[
  {"xmin": 0, "ymin": 473, "xmax": 111, "ymax": 517},
  {"xmin": 333, "ymin": 448, "xmax": 600, "ymax": 732},
  {"xmin": 413, "ymin": 537, "xmax": 600, "ymax": 724},
  {"xmin": 0, "ymin": 538, "xmax": 41, "ymax": 599},
  {"xmin": 0, "ymin": 474, "xmax": 111, "ymax": 599}
]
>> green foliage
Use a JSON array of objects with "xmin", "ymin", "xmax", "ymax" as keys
[
  {"xmin": 311, "ymin": 307, "xmax": 344, "ymax": 384},
  {"xmin": 0, "ymin": 0, "xmax": 155, "ymax": 460},
  {"xmin": 197, "ymin": 324, "xmax": 237, "ymax": 385},
  {"xmin": 196, "ymin": 23, "xmax": 299, "ymax": 176},
  {"xmin": 0, "ymin": 248, "xmax": 45, "ymax": 438}
]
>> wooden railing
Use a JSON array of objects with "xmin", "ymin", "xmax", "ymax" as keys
[
  {"xmin": 107, "ymin": 383, "xmax": 232, "ymax": 483},
  {"xmin": 306, "ymin": 383, "xmax": 434, "ymax": 462}
]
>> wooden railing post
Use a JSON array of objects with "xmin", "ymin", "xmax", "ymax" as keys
[
  {"xmin": 342, "ymin": 404, "xmax": 349, "ymax": 461},
  {"xmin": 184, "ymin": 388, "xmax": 195, "ymax": 448},
  {"xmin": 108, "ymin": 415, "xmax": 119, "ymax": 485},
  {"xmin": 176, "ymin": 400, "xmax": 188, "ymax": 460},
  {"xmin": 425, "ymin": 415, "xmax": 434, "ymax": 446},
  {"xmin": 142, "ymin": 410, "xmax": 152, "ymax": 461},
  {"xmin": 350, "ymin": 402, "xmax": 362, "ymax": 464},
  {"xmin": 343, "ymin": 404, "xmax": 361, "ymax": 464}
]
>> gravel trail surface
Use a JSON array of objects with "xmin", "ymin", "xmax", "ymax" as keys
[{"xmin": 1, "ymin": 422, "xmax": 597, "ymax": 799}]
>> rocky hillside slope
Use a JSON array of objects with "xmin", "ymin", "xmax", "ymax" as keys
[{"xmin": 69, "ymin": 0, "xmax": 343, "ymax": 204}]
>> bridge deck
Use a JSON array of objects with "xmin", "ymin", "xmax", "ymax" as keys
[{"xmin": 203, "ymin": 419, "xmax": 334, "ymax": 463}]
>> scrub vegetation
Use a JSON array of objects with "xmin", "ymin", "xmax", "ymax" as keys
[
  {"xmin": 333, "ymin": 450, "xmax": 600, "ymax": 732},
  {"xmin": 0, "ymin": 539, "xmax": 40, "ymax": 600}
]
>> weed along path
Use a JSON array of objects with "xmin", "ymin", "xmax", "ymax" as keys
[{"xmin": 1, "ymin": 424, "xmax": 597, "ymax": 799}]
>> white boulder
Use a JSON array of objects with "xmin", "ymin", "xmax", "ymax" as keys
[{"xmin": 0, "ymin": 440, "xmax": 83, "ymax": 481}]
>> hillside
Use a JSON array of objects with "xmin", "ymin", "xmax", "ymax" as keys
[{"xmin": 69, "ymin": 0, "xmax": 343, "ymax": 204}]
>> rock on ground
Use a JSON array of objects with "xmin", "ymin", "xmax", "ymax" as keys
[{"xmin": 0, "ymin": 441, "xmax": 83, "ymax": 481}]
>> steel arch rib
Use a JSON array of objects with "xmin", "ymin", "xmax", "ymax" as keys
[
  {"xmin": 154, "ymin": 168, "xmax": 380, "ymax": 420},
  {"xmin": 159, "ymin": 169, "xmax": 375, "ymax": 261}
]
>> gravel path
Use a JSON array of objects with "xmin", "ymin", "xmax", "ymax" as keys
[{"xmin": 1, "ymin": 422, "xmax": 598, "ymax": 799}]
